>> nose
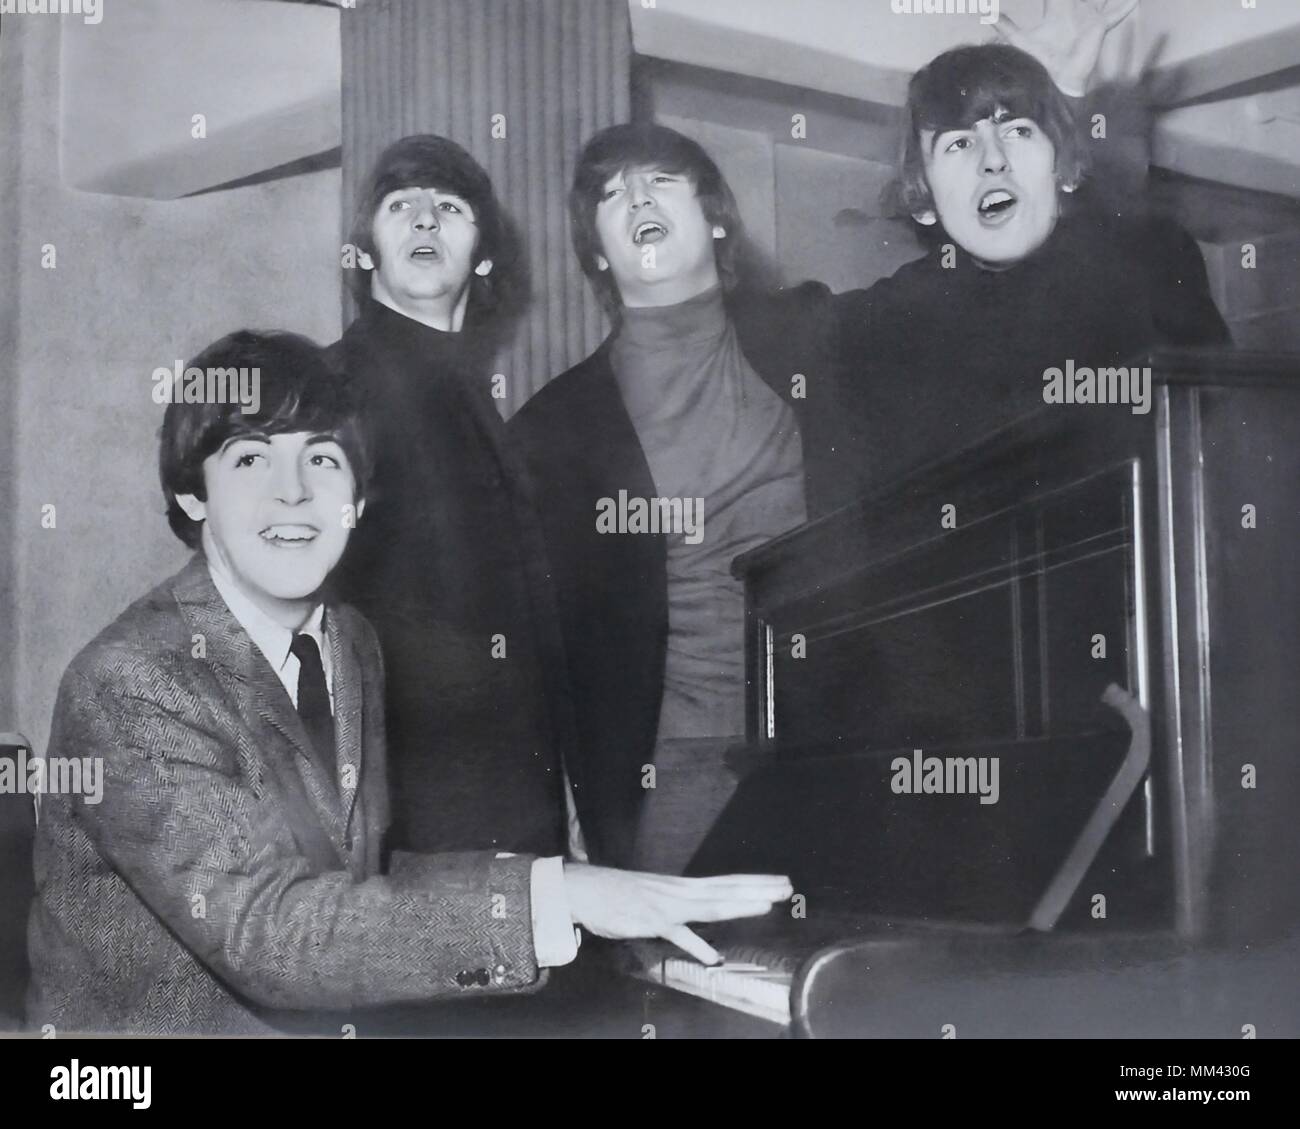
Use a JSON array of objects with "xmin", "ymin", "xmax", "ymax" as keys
[
  {"xmin": 271, "ymin": 455, "xmax": 311, "ymax": 506},
  {"xmin": 980, "ymin": 134, "xmax": 1010, "ymax": 175},
  {"xmin": 412, "ymin": 199, "xmax": 439, "ymax": 232},
  {"xmin": 627, "ymin": 176, "xmax": 655, "ymax": 211}
]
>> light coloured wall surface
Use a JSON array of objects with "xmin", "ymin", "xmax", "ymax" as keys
[
  {"xmin": 775, "ymin": 144, "xmax": 923, "ymax": 293},
  {"xmin": 61, "ymin": 0, "xmax": 340, "ymax": 199},
  {"xmin": 1, "ymin": 13, "xmax": 26, "ymax": 729},
  {"xmin": 4, "ymin": 16, "xmax": 343, "ymax": 755}
]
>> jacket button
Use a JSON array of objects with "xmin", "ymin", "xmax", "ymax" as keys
[
  {"xmin": 493, "ymin": 964, "xmax": 508, "ymax": 984},
  {"xmin": 475, "ymin": 968, "xmax": 491, "ymax": 986},
  {"xmin": 456, "ymin": 970, "xmax": 473, "ymax": 987}
]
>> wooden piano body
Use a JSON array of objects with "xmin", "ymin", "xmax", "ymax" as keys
[{"xmin": 638, "ymin": 350, "xmax": 1300, "ymax": 1036}]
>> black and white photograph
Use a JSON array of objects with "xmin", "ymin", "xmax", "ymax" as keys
[{"xmin": 1, "ymin": 0, "xmax": 1298, "ymax": 1085}]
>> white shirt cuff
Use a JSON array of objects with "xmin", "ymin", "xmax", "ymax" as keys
[{"xmin": 529, "ymin": 856, "xmax": 580, "ymax": 968}]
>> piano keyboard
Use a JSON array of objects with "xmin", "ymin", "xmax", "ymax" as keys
[{"xmin": 635, "ymin": 949, "xmax": 798, "ymax": 1025}]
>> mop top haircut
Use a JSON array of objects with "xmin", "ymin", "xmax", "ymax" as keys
[
  {"xmin": 569, "ymin": 122, "xmax": 760, "ymax": 317},
  {"xmin": 892, "ymin": 43, "xmax": 1087, "ymax": 220},
  {"xmin": 346, "ymin": 134, "xmax": 527, "ymax": 333},
  {"xmin": 160, "ymin": 330, "xmax": 372, "ymax": 550}
]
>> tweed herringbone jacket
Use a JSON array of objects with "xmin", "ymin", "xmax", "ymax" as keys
[{"xmin": 27, "ymin": 555, "xmax": 541, "ymax": 1035}]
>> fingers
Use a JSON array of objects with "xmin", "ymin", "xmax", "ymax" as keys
[
  {"xmin": 989, "ymin": 12, "xmax": 1028, "ymax": 50},
  {"xmin": 641, "ymin": 873, "xmax": 793, "ymax": 905},
  {"xmin": 662, "ymin": 925, "xmax": 722, "ymax": 966},
  {"xmin": 1103, "ymin": 0, "xmax": 1140, "ymax": 31},
  {"xmin": 639, "ymin": 872, "xmax": 792, "ymax": 890},
  {"xmin": 684, "ymin": 897, "xmax": 785, "ymax": 923},
  {"xmin": 678, "ymin": 873, "xmax": 793, "ymax": 892}
]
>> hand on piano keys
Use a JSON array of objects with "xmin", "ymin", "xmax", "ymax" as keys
[
  {"xmin": 564, "ymin": 865, "xmax": 794, "ymax": 964},
  {"xmin": 638, "ymin": 946, "xmax": 804, "ymax": 1026}
]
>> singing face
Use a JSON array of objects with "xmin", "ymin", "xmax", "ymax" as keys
[
  {"xmin": 180, "ymin": 431, "xmax": 362, "ymax": 624},
  {"xmin": 593, "ymin": 166, "xmax": 723, "ymax": 307},
  {"xmin": 920, "ymin": 110, "xmax": 1061, "ymax": 267},
  {"xmin": 366, "ymin": 186, "xmax": 490, "ymax": 321}
]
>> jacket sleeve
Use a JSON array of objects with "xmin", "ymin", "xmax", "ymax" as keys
[
  {"xmin": 53, "ymin": 653, "xmax": 542, "ymax": 1012},
  {"xmin": 1139, "ymin": 214, "xmax": 1233, "ymax": 347}
]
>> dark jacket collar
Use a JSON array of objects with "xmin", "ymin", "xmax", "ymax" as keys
[{"xmin": 347, "ymin": 297, "xmax": 498, "ymax": 383}]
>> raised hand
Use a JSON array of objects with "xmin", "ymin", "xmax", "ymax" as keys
[{"xmin": 993, "ymin": 0, "xmax": 1139, "ymax": 97}]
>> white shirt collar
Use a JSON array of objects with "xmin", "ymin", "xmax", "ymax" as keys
[{"xmin": 205, "ymin": 557, "xmax": 328, "ymax": 687}]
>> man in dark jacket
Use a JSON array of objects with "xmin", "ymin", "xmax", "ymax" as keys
[
  {"xmin": 329, "ymin": 136, "xmax": 570, "ymax": 858},
  {"xmin": 511, "ymin": 47, "xmax": 1230, "ymax": 871},
  {"xmin": 510, "ymin": 125, "xmax": 866, "ymax": 870}
]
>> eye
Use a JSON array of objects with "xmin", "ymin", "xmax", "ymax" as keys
[
  {"xmin": 1006, "ymin": 123, "xmax": 1034, "ymax": 139},
  {"xmin": 233, "ymin": 451, "xmax": 263, "ymax": 469},
  {"xmin": 652, "ymin": 174, "xmax": 676, "ymax": 184},
  {"xmin": 308, "ymin": 451, "xmax": 342, "ymax": 469},
  {"xmin": 944, "ymin": 136, "xmax": 973, "ymax": 154},
  {"xmin": 437, "ymin": 200, "xmax": 462, "ymax": 215},
  {"xmin": 600, "ymin": 184, "xmax": 623, "ymax": 202},
  {"xmin": 388, "ymin": 199, "xmax": 411, "ymax": 212}
]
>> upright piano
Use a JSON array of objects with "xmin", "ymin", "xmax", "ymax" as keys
[{"xmin": 632, "ymin": 350, "xmax": 1300, "ymax": 1037}]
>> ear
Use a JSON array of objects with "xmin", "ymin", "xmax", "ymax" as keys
[
  {"xmin": 474, "ymin": 259, "xmax": 494, "ymax": 278},
  {"xmin": 357, "ymin": 250, "xmax": 375, "ymax": 271},
  {"xmin": 596, "ymin": 254, "xmax": 610, "ymax": 272},
  {"xmin": 913, "ymin": 210, "xmax": 938, "ymax": 227},
  {"xmin": 712, "ymin": 225, "xmax": 726, "ymax": 239},
  {"xmin": 175, "ymin": 493, "xmax": 207, "ymax": 523},
  {"xmin": 355, "ymin": 497, "xmax": 366, "ymax": 522}
]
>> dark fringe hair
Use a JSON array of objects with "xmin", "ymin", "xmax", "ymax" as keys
[
  {"xmin": 159, "ymin": 330, "xmax": 371, "ymax": 549},
  {"xmin": 887, "ymin": 43, "xmax": 1087, "ymax": 221},
  {"xmin": 345, "ymin": 134, "xmax": 528, "ymax": 341},
  {"xmin": 569, "ymin": 123, "xmax": 774, "ymax": 318}
]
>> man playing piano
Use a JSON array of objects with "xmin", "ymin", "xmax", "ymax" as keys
[{"xmin": 27, "ymin": 330, "xmax": 792, "ymax": 1034}]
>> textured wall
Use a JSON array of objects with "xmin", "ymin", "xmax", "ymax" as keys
[
  {"xmin": 1, "ymin": 18, "xmax": 25, "ymax": 731},
  {"xmin": 2, "ymin": 16, "xmax": 343, "ymax": 756}
]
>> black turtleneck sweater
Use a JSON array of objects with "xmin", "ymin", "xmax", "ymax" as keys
[{"xmin": 329, "ymin": 299, "xmax": 567, "ymax": 857}]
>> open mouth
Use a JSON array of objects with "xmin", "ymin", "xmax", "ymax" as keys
[
  {"xmin": 409, "ymin": 245, "xmax": 441, "ymax": 262},
  {"xmin": 977, "ymin": 189, "xmax": 1018, "ymax": 223},
  {"xmin": 632, "ymin": 220, "xmax": 668, "ymax": 246},
  {"xmin": 259, "ymin": 524, "xmax": 319, "ymax": 547}
]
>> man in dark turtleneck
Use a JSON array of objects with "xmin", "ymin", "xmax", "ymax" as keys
[
  {"xmin": 329, "ymin": 136, "xmax": 569, "ymax": 858},
  {"xmin": 511, "ymin": 124, "xmax": 863, "ymax": 871}
]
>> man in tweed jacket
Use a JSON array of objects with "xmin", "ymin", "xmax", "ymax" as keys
[
  {"xmin": 26, "ymin": 331, "xmax": 550, "ymax": 1035},
  {"xmin": 27, "ymin": 330, "xmax": 790, "ymax": 1035}
]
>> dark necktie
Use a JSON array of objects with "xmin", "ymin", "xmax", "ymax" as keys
[{"xmin": 289, "ymin": 633, "xmax": 337, "ymax": 792}]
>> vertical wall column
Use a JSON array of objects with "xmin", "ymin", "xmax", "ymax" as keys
[{"xmin": 0, "ymin": 18, "xmax": 26, "ymax": 727}]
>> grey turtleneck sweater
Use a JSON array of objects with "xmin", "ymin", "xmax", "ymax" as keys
[{"xmin": 610, "ymin": 285, "xmax": 807, "ymax": 742}]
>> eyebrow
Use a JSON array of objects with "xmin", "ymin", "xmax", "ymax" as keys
[
  {"xmin": 928, "ymin": 111, "xmax": 1031, "ymax": 153},
  {"xmin": 219, "ymin": 432, "xmax": 270, "ymax": 453},
  {"xmin": 604, "ymin": 166, "xmax": 682, "ymax": 184},
  {"xmin": 387, "ymin": 186, "xmax": 472, "ymax": 207},
  {"xmin": 219, "ymin": 432, "xmax": 342, "ymax": 454}
]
